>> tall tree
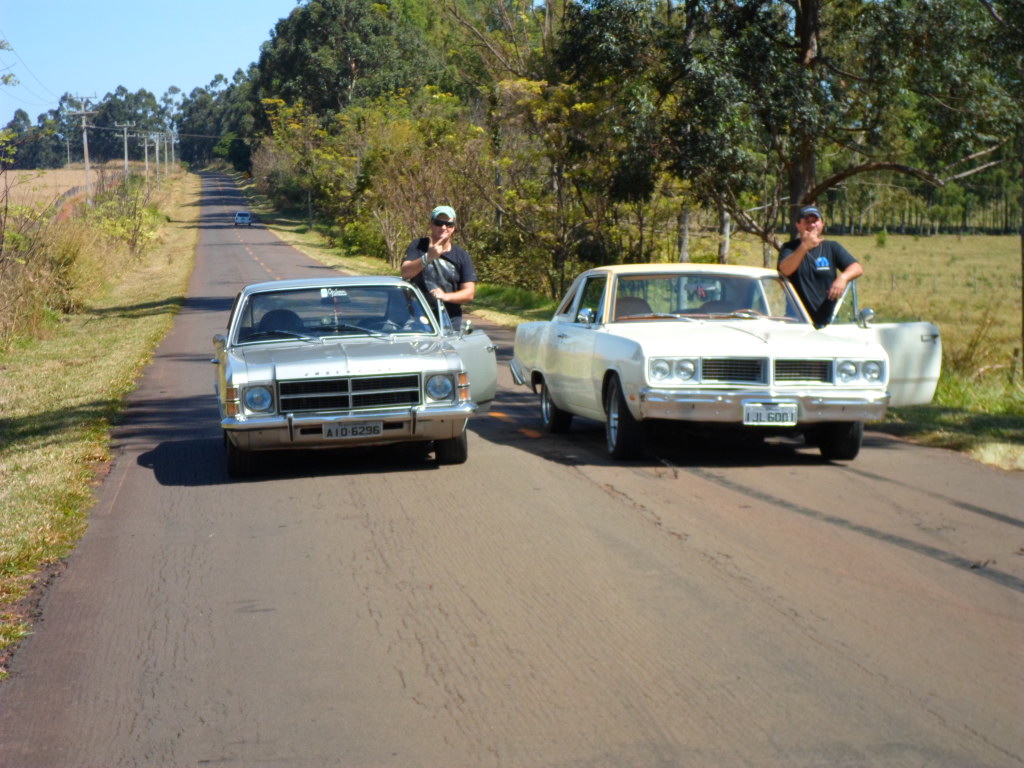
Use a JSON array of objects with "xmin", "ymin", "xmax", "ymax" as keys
[{"xmin": 659, "ymin": 0, "xmax": 1020, "ymax": 247}]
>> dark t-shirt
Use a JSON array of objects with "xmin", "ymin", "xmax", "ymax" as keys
[
  {"xmin": 403, "ymin": 238, "xmax": 477, "ymax": 319},
  {"xmin": 778, "ymin": 239, "xmax": 858, "ymax": 327}
]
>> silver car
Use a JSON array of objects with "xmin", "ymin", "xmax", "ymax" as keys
[{"xmin": 212, "ymin": 277, "xmax": 497, "ymax": 477}]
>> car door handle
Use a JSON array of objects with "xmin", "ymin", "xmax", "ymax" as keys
[{"xmin": 556, "ymin": 333, "xmax": 569, "ymax": 339}]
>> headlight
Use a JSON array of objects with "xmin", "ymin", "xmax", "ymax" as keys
[
  {"xmin": 425, "ymin": 374, "xmax": 455, "ymax": 401},
  {"xmin": 651, "ymin": 359, "xmax": 672, "ymax": 380},
  {"xmin": 243, "ymin": 385, "xmax": 274, "ymax": 412},
  {"xmin": 837, "ymin": 360, "xmax": 858, "ymax": 383},
  {"xmin": 863, "ymin": 360, "xmax": 883, "ymax": 382},
  {"xmin": 675, "ymin": 359, "xmax": 697, "ymax": 381},
  {"xmin": 649, "ymin": 357, "xmax": 699, "ymax": 383}
]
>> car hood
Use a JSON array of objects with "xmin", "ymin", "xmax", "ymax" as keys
[
  {"xmin": 230, "ymin": 338, "xmax": 454, "ymax": 380},
  {"xmin": 611, "ymin": 319, "xmax": 887, "ymax": 358}
]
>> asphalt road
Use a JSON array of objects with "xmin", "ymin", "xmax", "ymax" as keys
[{"xmin": 0, "ymin": 173, "xmax": 1021, "ymax": 768}]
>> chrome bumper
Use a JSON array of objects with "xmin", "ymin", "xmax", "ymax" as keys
[
  {"xmin": 638, "ymin": 386, "xmax": 889, "ymax": 424},
  {"xmin": 222, "ymin": 402, "xmax": 476, "ymax": 451}
]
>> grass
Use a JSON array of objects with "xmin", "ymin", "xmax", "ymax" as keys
[{"xmin": 0, "ymin": 170, "xmax": 199, "ymax": 676}]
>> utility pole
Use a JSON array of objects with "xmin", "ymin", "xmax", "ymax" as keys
[
  {"xmin": 69, "ymin": 97, "xmax": 96, "ymax": 203},
  {"xmin": 115, "ymin": 122, "xmax": 134, "ymax": 175}
]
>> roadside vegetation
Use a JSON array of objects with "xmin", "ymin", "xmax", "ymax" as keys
[{"xmin": 0, "ymin": 168, "xmax": 197, "ymax": 676}]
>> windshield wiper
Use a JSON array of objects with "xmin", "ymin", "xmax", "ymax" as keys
[
  {"xmin": 317, "ymin": 322, "xmax": 389, "ymax": 337},
  {"xmin": 241, "ymin": 329, "xmax": 322, "ymax": 343}
]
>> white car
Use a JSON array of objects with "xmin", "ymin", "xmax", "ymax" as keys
[
  {"xmin": 510, "ymin": 263, "xmax": 941, "ymax": 461},
  {"xmin": 234, "ymin": 211, "xmax": 253, "ymax": 227},
  {"xmin": 212, "ymin": 277, "xmax": 497, "ymax": 477}
]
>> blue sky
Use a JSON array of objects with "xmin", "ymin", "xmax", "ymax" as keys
[{"xmin": 1, "ymin": 1, "xmax": 299, "ymax": 126}]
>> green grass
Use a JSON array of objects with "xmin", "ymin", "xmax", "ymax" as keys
[{"xmin": 0, "ymin": 171, "xmax": 199, "ymax": 676}]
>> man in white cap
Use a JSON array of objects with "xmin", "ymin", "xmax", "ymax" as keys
[
  {"xmin": 778, "ymin": 204, "xmax": 863, "ymax": 328},
  {"xmin": 401, "ymin": 204, "xmax": 477, "ymax": 328}
]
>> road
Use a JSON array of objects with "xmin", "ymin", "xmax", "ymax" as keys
[{"xmin": 0, "ymin": 173, "xmax": 1021, "ymax": 768}]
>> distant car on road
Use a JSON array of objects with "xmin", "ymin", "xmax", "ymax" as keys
[
  {"xmin": 212, "ymin": 276, "xmax": 497, "ymax": 477},
  {"xmin": 233, "ymin": 211, "xmax": 253, "ymax": 227},
  {"xmin": 510, "ymin": 263, "xmax": 941, "ymax": 462}
]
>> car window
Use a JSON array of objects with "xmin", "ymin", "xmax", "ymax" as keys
[
  {"xmin": 234, "ymin": 285, "xmax": 434, "ymax": 342},
  {"xmin": 576, "ymin": 276, "xmax": 607, "ymax": 323}
]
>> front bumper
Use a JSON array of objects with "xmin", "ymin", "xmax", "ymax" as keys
[
  {"xmin": 222, "ymin": 402, "xmax": 476, "ymax": 451},
  {"xmin": 638, "ymin": 386, "xmax": 889, "ymax": 424}
]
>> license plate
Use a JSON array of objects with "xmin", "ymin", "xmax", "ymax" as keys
[
  {"xmin": 743, "ymin": 403, "xmax": 798, "ymax": 426},
  {"xmin": 322, "ymin": 421, "xmax": 383, "ymax": 439}
]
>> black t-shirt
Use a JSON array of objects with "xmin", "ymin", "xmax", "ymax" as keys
[
  {"xmin": 403, "ymin": 238, "xmax": 478, "ymax": 319},
  {"xmin": 778, "ymin": 239, "xmax": 858, "ymax": 327}
]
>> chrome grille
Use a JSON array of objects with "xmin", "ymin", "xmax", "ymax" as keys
[
  {"xmin": 278, "ymin": 374, "xmax": 420, "ymax": 413},
  {"xmin": 702, "ymin": 358, "xmax": 766, "ymax": 384},
  {"xmin": 775, "ymin": 359, "xmax": 832, "ymax": 383}
]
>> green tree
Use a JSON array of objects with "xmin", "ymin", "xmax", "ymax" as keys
[{"xmin": 252, "ymin": 0, "xmax": 443, "ymax": 120}]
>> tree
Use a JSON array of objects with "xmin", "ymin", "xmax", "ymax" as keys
[
  {"xmin": 659, "ymin": 0, "xmax": 1020, "ymax": 249},
  {"xmin": 252, "ymin": 0, "xmax": 443, "ymax": 121}
]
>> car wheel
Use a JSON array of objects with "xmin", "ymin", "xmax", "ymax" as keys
[
  {"xmin": 817, "ymin": 421, "xmax": 863, "ymax": 461},
  {"xmin": 540, "ymin": 380, "xmax": 572, "ymax": 433},
  {"xmin": 225, "ymin": 433, "xmax": 256, "ymax": 478},
  {"xmin": 604, "ymin": 376, "xmax": 646, "ymax": 460},
  {"xmin": 435, "ymin": 429, "xmax": 469, "ymax": 465}
]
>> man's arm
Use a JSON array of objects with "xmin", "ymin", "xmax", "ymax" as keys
[
  {"xmin": 431, "ymin": 282, "xmax": 476, "ymax": 305},
  {"xmin": 827, "ymin": 262, "xmax": 863, "ymax": 300}
]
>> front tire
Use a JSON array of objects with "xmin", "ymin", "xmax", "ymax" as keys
[
  {"xmin": 225, "ymin": 433, "xmax": 256, "ymax": 478},
  {"xmin": 540, "ymin": 380, "xmax": 573, "ymax": 433},
  {"xmin": 818, "ymin": 421, "xmax": 864, "ymax": 461},
  {"xmin": 604, "ymin": 376, "xmax": 646, "ymax": 460},
  {"xmin": 435, "ymin": 429, "xmax": 469, "ymax": 465}
]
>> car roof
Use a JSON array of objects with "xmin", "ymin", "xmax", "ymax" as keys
[
  {"xmin": 238, "ymin": 276, "xmax": 410, "ymax": 297},
  {"xmin": 588, "ymin": 263, "xmax": 779, "ymax": 279}
]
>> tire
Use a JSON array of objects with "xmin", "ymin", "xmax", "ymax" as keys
[
  {"xmin": 604, "ymin": 376, "xmax": 646, "ymax": 460},
  {"xmin": 225, "ymin": 432, "xmax": 257, "ymax": 478},
  {"xmin": 540, "ymin": 380, "xmax": 573, "ymax": 433},
  {"xmin": 435, "ymin": 429, "xmax": 469, "ymax": 465},
  {"xmin": 818, "ymin": 421, "xmax": 864, "ymax": 461}
]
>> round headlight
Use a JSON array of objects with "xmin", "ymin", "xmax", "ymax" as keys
[
  {"xmin": 426, "ymin": 374, "xmax": 454, "ymax": 400},
  {"xmin": 837, "ymin": 360, "xmax": 858, "ymax": 382},
  {"xmin": 244, "ymin": 385, "xmax": 273, "ymax": 412},
  {"xmin": 675, "ymin": 359, "xmax": 697, "ymax": 381},
  {"xmin": 651, "ymin": 359, "xmax": 672, "ymax": 380},
  {"xmin": 863, "ymin": 361, "xmax": 883, "ymax": 382}
]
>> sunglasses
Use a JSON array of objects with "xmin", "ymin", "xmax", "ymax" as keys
[{"xmin": 432, "ymin": 219, "xmax": 456, "ymax": 228}]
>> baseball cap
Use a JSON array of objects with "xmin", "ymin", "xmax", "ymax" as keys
[
  {"xmin": 798, "ymin": 205, "xmax": 822, "ymax": 219},
  {"xmin": 431, "ymin": 205, "xmax": 456, "ymax": 222}
]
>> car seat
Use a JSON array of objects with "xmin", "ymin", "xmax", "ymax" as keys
[
  {"xmin": 615, "ymin": 296, "xmax": 653, "ymax": 319},
  {"xmin": 257, "ymin": 308, "xmax": 305, "ymax": 333}
]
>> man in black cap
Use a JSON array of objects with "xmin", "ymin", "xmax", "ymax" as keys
[
  {"xmin": 778, "ymin": 205, "xmax": 863, "ymax": 328},
  {"xmin": 401, "ymin": 204, "xmax": 477, "ymax": 329}
]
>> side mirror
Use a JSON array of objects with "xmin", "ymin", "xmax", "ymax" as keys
[
  {"xmin": 857, "ymin": 307, "xmax": 876, "ymax": 328},
  {"xmin": 460, "ymin": 320, "xmax": 474, "ymax": 336},
  {"xmin": 577, "ymin": 307, "xmax": 596, "ymax": 327}
]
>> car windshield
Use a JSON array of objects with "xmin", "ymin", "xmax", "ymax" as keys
[
  {"xmin": 613, "ymin": 273, "xmax": 806, "ymax": 322},
  {"xmin": 233, "ymin": 284, "xmax": 436, "ymax": 343}
]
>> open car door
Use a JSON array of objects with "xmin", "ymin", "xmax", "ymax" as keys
[
  {"xmin": 822, "ymin": 284, "xmax": 942, "ymax": 407},
  {"xmin": 438, "ymin": 304, "xmax": 498, "ymax": 411}
]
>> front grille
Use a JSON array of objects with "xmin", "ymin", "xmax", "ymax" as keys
[
  {"xmin": 775, "ymin": 359, "xmax": 832, "ymax": 383},
  {"xmin": 278, "ymin": 374, "xmax": 420, "ymax": 413},
  {"xmin": 702, "ymin": 358, "xmax": 766, "ymax": 384}
]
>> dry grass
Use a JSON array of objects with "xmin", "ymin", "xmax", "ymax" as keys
[
  {"xmin": 0, "ymin": 169, "xmax": 199, "ymax": 675},
  {"xmin": 5, "ymin": 163, "xmax": 153, "ymax": 208}
]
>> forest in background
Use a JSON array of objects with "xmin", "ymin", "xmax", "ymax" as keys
[{"xmin": 3, "ymin": 0, "xmax": 1022, "ymax": 299}]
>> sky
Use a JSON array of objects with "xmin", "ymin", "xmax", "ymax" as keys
[{"xmin": 0, "ymin": 1, "xmax": 300, "ymax": 127}]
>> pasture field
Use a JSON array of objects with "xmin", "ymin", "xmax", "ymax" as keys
[{"xmin": 4, "ymin": 164, "xmax": 152, "ymax": 208}]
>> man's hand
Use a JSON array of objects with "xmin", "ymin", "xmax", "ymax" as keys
[{"xmin": 828, "ymin": 274, "xmax": 848, "ymax": 300}]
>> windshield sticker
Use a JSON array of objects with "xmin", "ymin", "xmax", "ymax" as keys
[{"xmin": 321, "ymin": 288, "xmax": 349, "ymax": 299}]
